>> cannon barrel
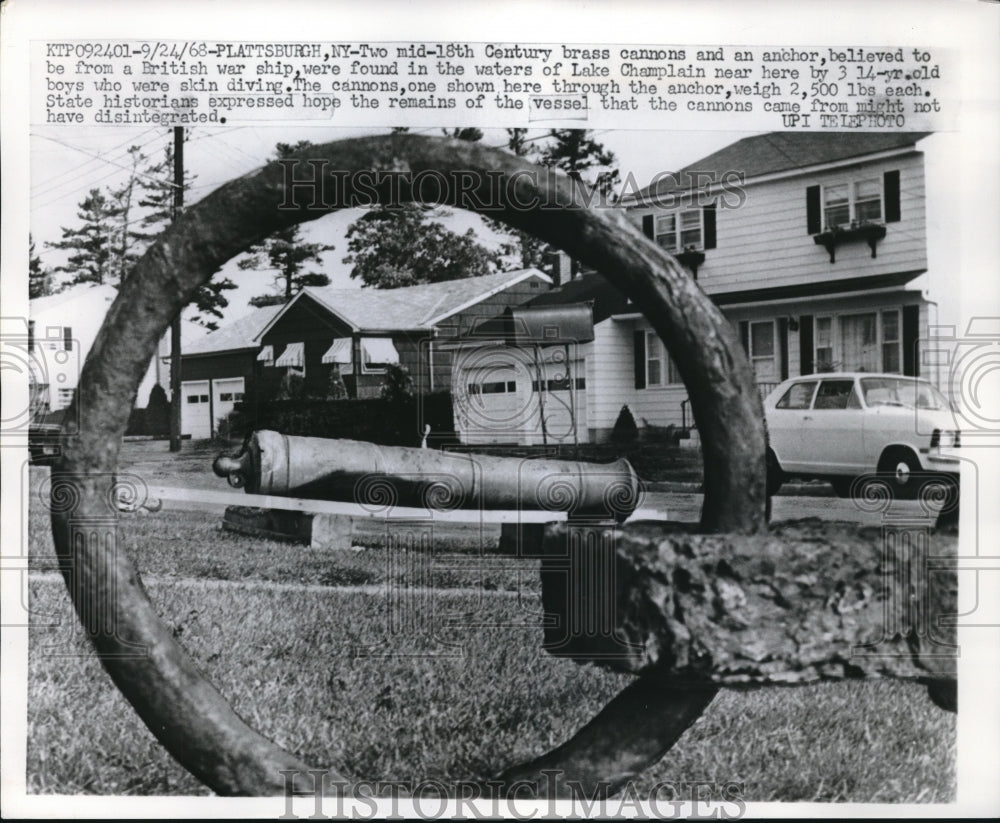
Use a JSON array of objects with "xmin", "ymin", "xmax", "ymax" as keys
[{"xmin": 214, "ymin": 430, "xmax": 642, "ymax": 521}]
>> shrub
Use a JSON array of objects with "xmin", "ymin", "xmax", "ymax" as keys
[
  {"xmin": 145, "ymin": 384, "xmax": 171, "ymax": 437},
  {"xmin": 226, "ymin": 392, "xmax": 456, "ymax": 447},
  {"xmin": 611, "ymin": 404, "xmax": 638, "ymax": 445},
  {"xmin": 125, "ymin": 407, "xmax": 146, "ymax": 436}
]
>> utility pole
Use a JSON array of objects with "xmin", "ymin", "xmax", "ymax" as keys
[{"xmin": 168, "ymin": 126, "xmax": 184, "ymax": 452}]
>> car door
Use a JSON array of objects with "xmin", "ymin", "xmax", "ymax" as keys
[
  {"xmin": 767, "ymin": 379, "xmax": 818, "ymax": 472},
  {"xmin": 805, "ymin": 378, "xmax": 866, "ymax": 474}
]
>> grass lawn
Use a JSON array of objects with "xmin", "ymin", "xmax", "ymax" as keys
[{"xmin": 24, "ymin": 451, "xmax": 955, "ymax": 801}]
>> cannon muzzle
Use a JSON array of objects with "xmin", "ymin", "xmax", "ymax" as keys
[{"xmin": 214, "ymin": 430, "xmax": 642, "ymax": 521}]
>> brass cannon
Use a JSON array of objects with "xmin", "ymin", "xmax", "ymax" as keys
[{"xmin": 213, "ymin": 429, "xmax": 643, "ymax": 522}]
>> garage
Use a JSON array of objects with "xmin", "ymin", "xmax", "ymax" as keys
[
  {"xmin": 180, "ymin": 380, "xmax": 211, "ymax": 439},
  {"xmin": 211, "ymin": 377, "xmax": 245, "ymax": 436}
]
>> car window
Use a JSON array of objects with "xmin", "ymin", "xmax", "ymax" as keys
[
  {"xmin": 775, "ymin": 381, "xmax": 817, "ymax": 409},
  {"xmin": 814, "ymin": 379, "xmax": 858, "ymax": 410},
  {"xmin": 860, "ymin": 377, "xmax": 949, "ymax": 409}
]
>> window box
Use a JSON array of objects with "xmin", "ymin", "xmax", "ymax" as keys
[
  {"xmin": 812, "ymin": 221, "xmax": 887, "ymax": 263},
  {"xmin": 674, "ymin": 248, "xmax": 706, "ymax": 276}
]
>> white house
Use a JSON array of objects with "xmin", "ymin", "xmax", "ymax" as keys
[
  {"xmin": 451, "ymin": 132, "xmax": 939, "ymax": 445},
  {"xmin": 28, "ymin": 284, "xmax": 163, "ymax": 416}
]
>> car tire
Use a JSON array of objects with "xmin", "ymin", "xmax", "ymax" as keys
[
  {"xmin": 829, "ymin": 477, "xmax": 855, "ymax": 498},
  {"xmin": 877, "ymin": 448, "xmax": 923, "ymax": 500},
  {"xmin": 766, "ymin": 449, "xmax": 784, "ymax": 497}
]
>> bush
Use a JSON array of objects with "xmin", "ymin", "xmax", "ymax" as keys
[
  {"xmin": 125, "ymin": 407, "xmax": 146, "ymax": 436},
  {"xmin": 611, "ymin": 404, "xmax": 638, "ymax": 445},
  {"xmin": 145, "ymin": 384, "xmax": 171, "ymax": 437},
  {"xmin": 226, "ymin": 392, "xmax": 456, "ymax": 447}
]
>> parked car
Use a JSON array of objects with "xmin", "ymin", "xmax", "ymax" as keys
[
  {"xmin": 763, "ymin": 373, "xmax": 960, "ymax": 499},
  {"xmin": 28, "ymin": 422, "xmax": 63, "ymax": 466}
]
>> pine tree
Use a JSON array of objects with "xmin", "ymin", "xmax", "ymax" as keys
[
  {"xmin": 28, "ymin": 234, "xmax": 53, "ymax": 298},
  {"xmin": 135, "ymin": 138, "xmax": 237, "ymax": 329},
  {"xmin": 539, "ymin": 129, "xmax": 620, "ymax": 199},
  {"xmin": 237, "ymin": 141, "xmax": 333, "ymax": 307},
  {"xmin": 107, "ymin": 145, "xmax": 147, "ymax": 285},
  {"xmin": 46, "ymin": 188, "xmax": 123, "ymax": 287}
]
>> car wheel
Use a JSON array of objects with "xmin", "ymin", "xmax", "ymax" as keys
[
  {"xmin": 766, "ymin": 449, "xmax": 784, "ymax": 497},
  {"xmin": 829, "ymin": 477, "xmax": 854, "ymax": 498},
  {"xmin": 878, "ymin": 448, "xmax": 923, "ymax": 500}
]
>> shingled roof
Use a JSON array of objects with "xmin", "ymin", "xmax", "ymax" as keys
[
  {"xmin": 632, "ymin": 131, "xmax": 931, "ymax": 202},
  {"xmin": 183, "ymin": 305, "xmax": 282, "ymax": 355},
  {"xmin": 258, "ymin": 268, "xmax": 551, "ymax": 337}
]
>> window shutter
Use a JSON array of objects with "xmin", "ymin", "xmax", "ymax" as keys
[
  {"xmin": 702, "ymin": 203, "xmax": 716, "ymax": 249},
  {"xmin": 642, "ymin": 214, "xmax": 654, "ymax": 240},
  {"xmin": 778, "ymin": 317, "xmax": 789, "ymax": 381},
  {"xmin": 806, "ymin": 185, "xmax": 821, "ymax": 234},
  {"xmin": 902, "ymin": 304, "xmax": 919, "ymax": 376},
  {"xmin": 738, "ymin": 320, "xmax": 749, "ymax": 354},
  {"xmin": 633, "ymin": 330, "xmax": 646, "ymax": 389},
  {"xmin": 884, "ymin": 170, "xmax": 901, "ymax": 223},
  {"xmin": 799, "ymin": 315, "xmax": 814, "ymax": 375}
]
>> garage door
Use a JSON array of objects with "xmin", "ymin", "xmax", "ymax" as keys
[
  {"xmin": 212, "ymin": 377, "xmax": 245, "ymax": 436},
  {"xmin": 181, "ymin": 380, "xmax": 211, "ymax": 439}
]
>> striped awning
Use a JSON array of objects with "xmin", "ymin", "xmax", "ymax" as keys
[
  {"xmin": 322, "ymin": 338, "xmax": 353, "ymax": 365},
  {"xmin": 256, "ymin": 344, "xmax": 274, "ymax": 363},
  {"xmin": 361, "ymin": 337, "xmax": 399, "ymax": 366},
  {"xmin": 275, "ymin": 342, "xmax": 304, "ymax": 368}
]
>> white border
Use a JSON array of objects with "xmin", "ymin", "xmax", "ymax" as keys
[{"xmin": 3, "ymin": 0, "xmax": 999, "ymax": 818}]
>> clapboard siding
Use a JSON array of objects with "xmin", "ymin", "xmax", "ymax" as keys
[
  {"xmin": 632, "ymin": 152, "xmax": 927, "ymax": 296},
  {"xmin": 587, "ymin": 318, "xmax": 688, "ymax": 437}
]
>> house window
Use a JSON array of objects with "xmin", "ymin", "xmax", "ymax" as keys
[
  {"xmin": 275, "ymin": 342, "xmax": 305, "ymax": 377},
  {"xmin": 654, "ymin": 209, "xmax": 702, "ymax": 252},
  {"xmin": 219, "ymin": 393, "xmax": 233, "ymax": 402},
  {"xmin": 360, "ymin": 337, "xmax": 399, "ymax": 374},
  {"xmin": 749, "ymin": 321, "xmax": 776, "ymax": 382},
  {"xmin": 646, "ymin": 329, "xmax": 663, "ymax": 385},
  {"xmin": 57, "ymin": 387, "xmax": 74, "ymax": 406},
  {"xmin": 881, "ymin": 310, "xmax": 901, "ymax": 373},
  {"xmin": 645, "ymin": 330, "xmax": 682, "ymax": 386},
  {"xmin": 28, "ymin": 320, "xmax": 35, "ymax": 352},
  {"xmin": 63, "ymin": 326, "xmax": 73, "ymax": 351},
  {"xmin": 823, "ymin": 178, "xmax": 882, "ymax": 230},
  {"xmin": 814, "ymin": 310, "xmax": 903, "ymax": 372}
]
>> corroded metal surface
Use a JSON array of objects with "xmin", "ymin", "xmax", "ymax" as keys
[{"xmin": 541, "ymin": 518, "xmax": 957, "ymax": 686}]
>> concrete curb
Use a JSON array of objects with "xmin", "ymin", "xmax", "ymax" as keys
[{"xmin": 645, "ymin": 480, "xmax": 836, "ymax": 498}]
